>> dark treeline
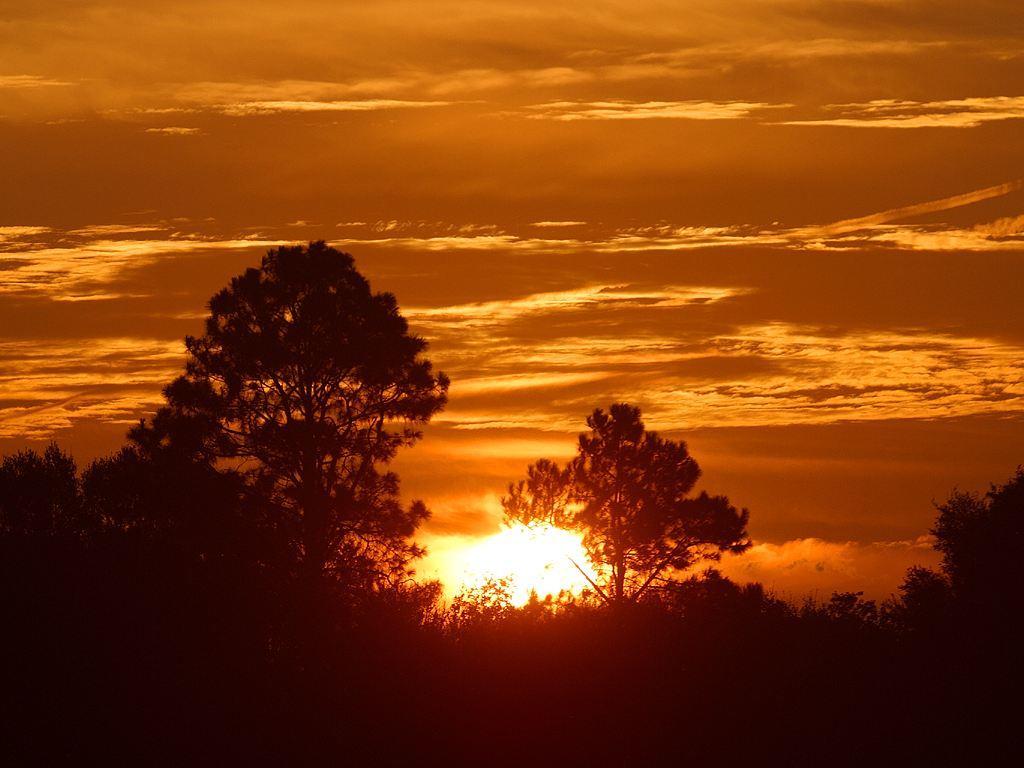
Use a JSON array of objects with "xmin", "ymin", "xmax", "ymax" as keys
[{"xmin": 1, "ymin": 244, "xmax": 1021, "ymax": 766}]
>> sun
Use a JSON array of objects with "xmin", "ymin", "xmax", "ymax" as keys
[{"xmin": 453, "ymin": 522, "xmax": 595, "ymax": 606}]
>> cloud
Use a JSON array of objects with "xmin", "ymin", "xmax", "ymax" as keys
[
  {"xmin": 817, "ymin": 224, "xmax": 1024, "ymax": 252},
  {"xmin": 0, "ymin": 74, "xmax": 72, "ymax": 88},
  {"xmin": 0, "ymin": 236, "xmax": 276, "ymax": 300},
  {"xmin": 974, "ymin": 214, "xmax": 1024, "ymax": 236},
  {"xmin": 330, "ymin": 182, "xmax": 1024, "ymax": 255},
  {"xmin": 525, "ymin": 100, "xmax": 785, "ymax": 121},
  {"xmin": 144, "ymin": 126, "xmax": 201, "ymax": 135},
  {"xmin": 332, "ymin": 220, "xmax": 1024, "ymax": 255},
  {"xmin": 405, "ymin": 284, "xmax": 749, "ymax": 330},
  {"xmin": 783, "ymin": 96, "xmax": 1024, "ymax": 128},
  {"xmin": 632, "ymin": 323, "xmax": 1024, "ymax": 429},
  {"xmin": 421, "ymin": 66, "xmax": 593, "ymax": 95},
  {"xmin": 794, "ymin": 178, "xmax": 1024, "ymax": 237},
  {"xmin": 0, "ymin": 337, "xmax": 182, "ymax": 438},
  {"xmin": 428, "ymin": 317, "xmax": 1024, "ymax": 433},
  {"xmin": 637, "ymin": 38, "xmax": 950, "ymax": 67},
  {"xmin": 330, "ymin": 189, "xmax": 1022, "ymax": 254},
  {"xmin": 716, "ymin": 536, "xmax": 940, "ymax": 600},
  {"xmin": 333, "ymin": 225, "xmax": 788, "ymax": 253},
  {"xmin": 66, "ymin": 225, "xmax": 166, "ymax": 237},
  {"xmin": 0, "ymin": 226, "xmax": 50, "ymax": 243},
  {"xmin": 4, "ymin": 198, "xmax": 1024, "ymax": 444},
  {"xmin": 99, "ymin": 79, "xmax": 458, "ymax": 119},
  {"xmin": 170, "ymin": 69, "xmax": 590, "ymax": 106},
  {"xmin": 218, "ymin": 99, "xmax": 453, "ymax": 116},
  {"xmin": 454, "ymin": 371, "xmax": 612, "ymax": 395},
  {"xmin": 779, "ymin": 178, "xmax": 1024, "ymax": 251}
]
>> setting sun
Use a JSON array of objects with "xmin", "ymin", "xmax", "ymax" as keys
[{"xmin": 451, "ymin": 523, "xmax": 595, "ymax": 606}]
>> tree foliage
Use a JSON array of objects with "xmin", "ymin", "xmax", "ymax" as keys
[
  {"xmin": 0, "ymin": 444, "xmax": 93, "ymax": 537},
  {"xmin": 150, "ymin": 241, "xmax": 449, "ymax": 588},
  {"xmin": 894, "ymin": 468, "xmax": 1024, "ymax": 628},
  {"xmin": 504, "ymin": 403, "xmax": 751, "ymax": 603}
]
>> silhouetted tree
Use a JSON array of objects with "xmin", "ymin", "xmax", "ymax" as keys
[
  {"xmin": 933, "ymin": 469, "xmax": 1024, "ymax": 606},
  {"xmin": 0, "ymin": 443, "xmax": 95, "ymax": 537},
  {"xmin": 822, "ymin": 591, "xmax": 879, "ymax": 625},
  {"xmin": 150, "ymin": 242, "xmax": 448, "ymax": 591},
  {"xmin": 893, "ymin": 468, "xmax": 1024, "ymax": 632},
  {"xmin": 82, "ymin": 408, "xmax": 268, "ymax": 565},
  {"xmin": 886, "ymin": 565, "xmax": 952, "ymax": 634},
  {"xmin": 504, "ymin": 403, "xmax": 750, "ymax": 604}
]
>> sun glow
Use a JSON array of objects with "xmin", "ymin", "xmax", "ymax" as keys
[{"xmin": 452, "ymin": 523, "xmax": 595, "ymax": 606}]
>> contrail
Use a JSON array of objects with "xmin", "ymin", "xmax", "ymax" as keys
[{"xmin": 804, "ymin": 178, "xmax": 1024, "ymax": 237}]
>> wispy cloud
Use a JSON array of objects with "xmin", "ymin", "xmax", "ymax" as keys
[
  {"xmin": 525, "ymin": 100, "xmax": 785, "ymax": 121},
  {"xmin": 433, "ymin": 322, "xmax": 1024, "ymax": 432},
  {"xmin": 0, "ymin": 338, "xmax": 182, "ymax": 438},
  {"xmin": 784, "ymin": 96, "xmax": 1024, "ymax": 128},
  {"xmin": 218, "ymin": 99, "xmax": 453, "ymax": 116},
  {"xmin": 333, "ymin": 226, "xmax": 784, "ymax": 253},
  {"xmin": 0, "ymin": 74, "xmax": 72, "ymax": 88},
  {"xmin": 813, "ymin": 224, "xmax": 1024, "ymax": 252},
  {"xmin": 795, "ymin": 179, "xmax": 1024, "ymax": 237},
  {"xmin": 0, "ymin": 236, "xmax": 276, "ymax": 300},
  {"xmin": 454, "ymin": 371, "xmax": 612, "ymax": 395},
  {"xmin": 406, "ymin": 284, "xmax": 748, "ymax": 329},
  {"xmin": 634, "ymin": 323, "xmax": 1024, "ymax": 428},
  {"xmin": 636, "ymin": 38, "xmax": 950, "ymax": 68},
  {"xmin": 0, "ymin": 226, "xmax": 50, "ymax": 243},
  {"xmin": 330, "ymin": 180, "xmax": 1024, "ymax": 254},
  {"xmin": 144, "ymin": 126, "xmax": 201, "ymax": 135}
]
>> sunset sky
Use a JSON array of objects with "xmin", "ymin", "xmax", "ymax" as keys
[{"xmin": 3, "ymin": 0, "xmax": 1024, "ymax": 599}]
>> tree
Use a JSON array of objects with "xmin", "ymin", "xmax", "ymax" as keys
[
  {"xmin": 151, "ymin": 241, "xmax": 449, "ymax": 590},
  {"xmin": 890, "ymin": 468, "xmax": 1024, "ymax": 636},
  {"xmin": 886, "ymin": 565, "xmax": 952, "ymax": 634},
  {"xmin": 503, "ymin": 403, "xmax": 750, "ymax": 604},
  {"xmin": 82, "ymin": 409, "xmax": 260, "ymax": 560},
  {"xmin": 932, "ymin": 469, "xmax": 1024, "ymax": 604},
  {"xmin": 0, "ymin": 443, "xmax": 94, "ymax": 537}
]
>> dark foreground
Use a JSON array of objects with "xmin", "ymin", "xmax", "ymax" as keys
[
  {"xmin": 2, "ymin": 440, "xmax": 1022, "ymax": 766},
  {"xmin": 2, "ymin": 534, "xmax": 1021, "ymax": 766}
]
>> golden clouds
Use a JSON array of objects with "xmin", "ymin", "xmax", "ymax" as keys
[
  {"xmin": 716, "ymin": 536, "xmax": 940, "ymax": 599},
  {"xmin": 785, "ymin": 97, "xmax": 1024, "ymax": 128},
  {"xmin": 0, "ymin": 338, "xmax": 182, "ymax": 438},
  {"xmin": 405, "ymin": 284, "xmax": 748, "ymax": 328},
  {"xmin": 636, "ymin": 324, "xmax": 1024, "ymax": 429},
  {"xmin": 453, "ymin": 371, "xmax": 613, "ymax": 395},
  {"xmin": 0, "ymin": 75, "xmax": 72, "ymax": 88},
  {"xmin": 144, "ymin": 126, "xmax": 201, "ymax": 135},
  {"xmin": 524, "ymin": 100, "xmax": 784, "ymax": 121},
  {"xmin": 798, "ymin": 179, "xmax": 1024, "ymax": 236},
  {"xmin": 428, "ymin": 321, "xmax": 1024, "ymax": 432},
  {"xmin": 0, "ymin": 233, "xmax": 275, "ymax": 300},
  {"xmin": 0, "ymin": 226, "xmax": 50, "ymax": 243},
  {"xmin": 218, "ymin": 99, "xmax": 454, "ymax": 116}
]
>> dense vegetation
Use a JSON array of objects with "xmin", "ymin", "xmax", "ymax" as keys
[{"xmin": 2, "ymin": 245, "xmax": 1020, "ymax": 765}]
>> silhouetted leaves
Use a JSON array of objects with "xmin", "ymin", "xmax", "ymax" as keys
[
  {"xmin": 0, "ymin": 444, "xmax": 95, "ymax": 538},
  {"xmin": 154, "ymin": 241, "xmax": 448, "ymax": 590},
  {"xmin": 504, "ymin": 403, "xmax": 751, "ymax": 603}
]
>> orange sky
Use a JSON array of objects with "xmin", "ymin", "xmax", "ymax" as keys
[{"xmin": 4, "ymin": 0, "xmax": 1024, "ymax": 598}]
